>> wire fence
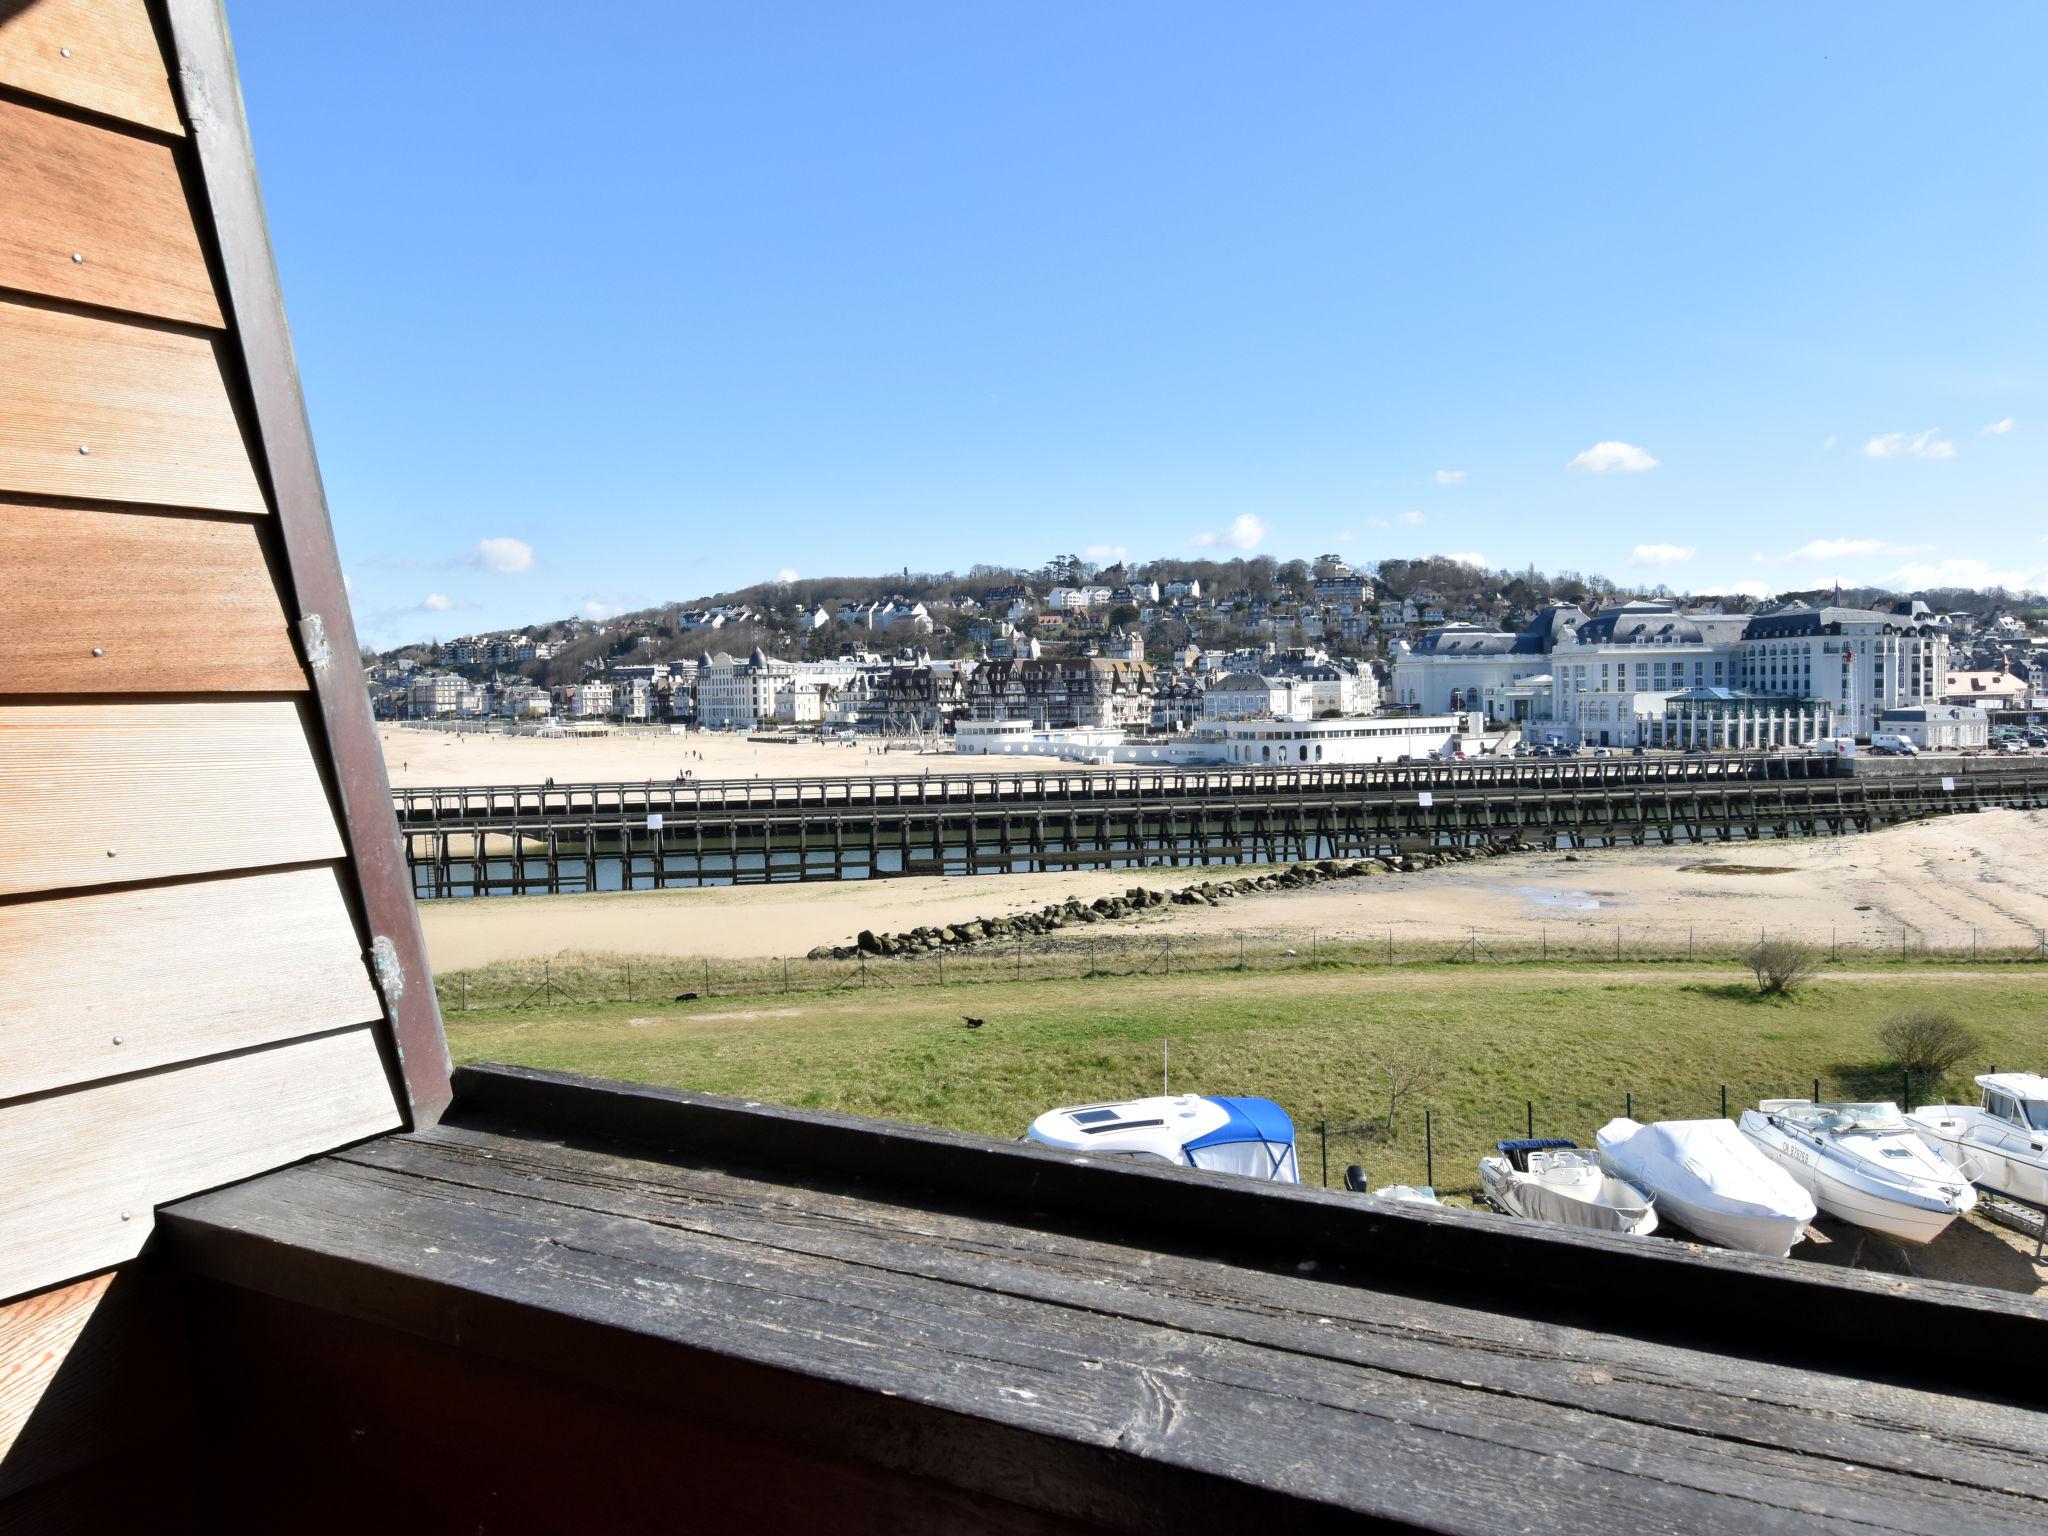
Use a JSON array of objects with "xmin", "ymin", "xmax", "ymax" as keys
[
  {"xmin": 1285, "ymin": 1066, "xmax": 2011, "ymax": 1199},
  {"xmin": 434, "ymin": 922, "xmax": 2048, "ymax": 1013}
]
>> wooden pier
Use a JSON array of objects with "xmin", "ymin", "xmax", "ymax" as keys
[{"xmin": 392, "ymin": 754, "xmax": 2048, "ymax": 897}]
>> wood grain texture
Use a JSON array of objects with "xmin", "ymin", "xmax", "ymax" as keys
[
  {"xmin": 0, "ymin": 700, "xmax": 343, "ymax": 896},
  {"xmin": 0, "ymin": 865, "xmax": 380, "ymax": 1099},
  {"xmin": 0, "ymin": 299, "xmax": 265, "ymax": 514},
  {"xmin": 0, "ymin": 0, "xmax": 183, "ymax": 136},
  {"xmin": 0, "ymin": 502, "xmax": 304, "ymax": 692},
  {"xmin": 0, "ymin": 1025, "xmax": 399, "ymax": 1303},
  {"xmin": 161, "ymin": 1117, "xmax": 2048, "ymax": 1534},
  {"xmin": 0, "ymin": 1271, "xmax": 110, "ymax": 1476},
  {"xmin": 0, "ymin": 98, "xmax": 219, "ymax": 326}
]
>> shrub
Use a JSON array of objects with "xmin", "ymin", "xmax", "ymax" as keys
[
  {"xmin": 1745, "ymin": 938, "xmax": 1820, "ymax": 997},
  {"xmin": 1875, "ymin": 1010, "xmax": 1985, "ymax": 1078}
]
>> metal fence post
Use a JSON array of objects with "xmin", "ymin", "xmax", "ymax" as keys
[
  {"xmin": 1016, "ymin": 935, "xmax": 1023, "ymax": 980},
  {"xmin": 1625, "ymin": 1090, "xmax": 1632, "ymax": 1120},
  {"xmin": 1319, "ymin": 1120, "xmax": 1328, "ymax": 1187},
  {"xmin": 1424, "ymin": 1108, "xmax": 1434, "ymax": 1190},
  {"xmin": 460, "ymin": 974, "xmax": 467, "ymax": 1012},
  {"xmin": 1813, "ymin": 1076, "xmax": 1821, "ymax": 1104},
  {"xmin": 1526, "ymin": 1100, "xmax": 1534, "ymax": 1137},
  {"xmin": 937, "ymin": 951, "xmax": 944, "ymax": 986},
  {"xmin": 1614, "ymin": 925, "xmax": 1621, "ymax": 961},
  {"xmin": 1903, "ymin": 1068, "xmax": 1910, "ymax": 1111},
  {"xmin": 1719, "ymin": 1084, "xmax": 1727, "ymax": 1119},
  {"xmin": 783, "ymin": 956, "xmax": 790, "ymax": 993},
  {"xmin": 703, "ymin": 957, "xmax": 711, "ymax": 998}
]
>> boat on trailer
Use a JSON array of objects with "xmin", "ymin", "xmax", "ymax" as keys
[
  {"xmin": 1908, "ymin": 1073, "xmax": 2048, "ymax": 1209},
  {"xmin": 1026, "ymin": 1095, "xmax": 1300, "ymax": 1182},
  {"xmin": 1739, "ymin": 1100, "xmax": 1975, "ymax": 1246},
  {"xmin": 1480, "ymin": 1138, "xmax": 1658, "ymax": 1236},
  {"xmin": 1596, "ymin": 1117, "xmax": 1815, "ymax": 1257}
]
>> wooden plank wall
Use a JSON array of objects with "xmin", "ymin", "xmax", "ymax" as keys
[{"xmin": 0, "ymin": 0, "xmax": 408, "ymax": 1510}]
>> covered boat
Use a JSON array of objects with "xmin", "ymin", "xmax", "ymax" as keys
[
  {"xmin": 1740, "ymin": 1101, "xmax": 1975, "ymax": 1246},
  {"xmin": 1596, "ymin": 1118, "xmax": 1815, "ymax": 1257},
  {"xmin": 1026, "ymin": 1095, "xmax": 1299, "ymax": 1182},
  {"xmin": 1908, "ymin": 1074, "xmax": 2048, "ymax": 1207},
  {"xmin": 1480, "ymin": 1138, "xmax": 1658, "ymax": 1236}
]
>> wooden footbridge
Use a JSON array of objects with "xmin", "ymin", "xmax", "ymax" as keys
[{"xmin": 393, "ymin": 752, "xmax": 2048, "ymax": 897}]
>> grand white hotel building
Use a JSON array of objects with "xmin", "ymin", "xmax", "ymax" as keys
[{"xmin": 1395, "ymin": 598, "xmax": 1949, "ymax": 748}]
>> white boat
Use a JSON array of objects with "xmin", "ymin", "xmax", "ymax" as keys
[
  {"xmin": 1025, "ymin": 1095, "xmax": 1299, "ymax": 1182},
  {"xmin": 1370, "ymin": 1184, "xmax": 1445, "ymax": 1207},
  {"xmin": 1479, "ymin": 1138, "xmax": 1658, "ymax": 1236},
  {"xmin": 1739, "ymin": 1100, "xmax": 1975, "ymax": 1246},
  {"xmin": 1907, "ymin": 1074, "xmax": 2048, "ymax": 1208},
  {"xmin": 1595, "ymin": 1117, "xmax": 1815, "ymax": 1257}
]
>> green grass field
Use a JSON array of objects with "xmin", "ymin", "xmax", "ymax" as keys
[{"xmin": 443, "ymin": 961, "xmax": 2043, "ymax": 1196}]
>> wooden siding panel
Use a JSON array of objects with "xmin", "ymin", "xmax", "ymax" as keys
[
  {"xmin": 0, "ymin": 866, "xmax": 380, "ymax": 1100},
  {"xmin": 0, "ymin": 300, "xmax": 266, "ymax": 514},
  {"xmin": 0, "ymin": 502, "xmax": 304, "ymax": 692},
  {"xmin": 0, "ymin": 1025, "xmax": 400, "ymax": 1303},
  {"xmin": 0, "ymin": 98, "xmax": 220, "ymax": 326},
  {"xmin": 0, "ymin": 0, "xmax": 183, "ymax": 136},
  {"xmin": 0, "ymin": 701, "xmax": 343, "ymax": 897}
]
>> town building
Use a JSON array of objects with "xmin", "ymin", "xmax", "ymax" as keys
[{"xmin": 694, "ymin": 648, "xmax": 791, "ymax": 729}]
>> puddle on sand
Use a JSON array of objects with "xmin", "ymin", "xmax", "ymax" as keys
[{"xmin": 1519, "ymin": 887, "xmax": 1603, "ymax": 911}]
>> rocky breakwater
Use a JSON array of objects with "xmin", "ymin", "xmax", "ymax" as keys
[{"xmin": 805, "ymin": 838, "xmax": 1535, "ymax": 961}]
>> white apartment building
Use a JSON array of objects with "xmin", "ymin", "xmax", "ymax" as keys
[
  {"xmin": 409, "ymin": 672, "xmax": 462, "ymax": 717},
  {"xmin": 1396, "ymin": 597, "xmax": 1950, "ymax": 746},
  {"xmin": 694, "ymin": 648, "xmax": 792, "ymax": 729},
  {"xmin": 567, "ymin": 681, "xmax": 614, "ymax": 719},
  {"xmin": 1202, "ymin": 672, "xmax": 1304, "ymax": 721}
]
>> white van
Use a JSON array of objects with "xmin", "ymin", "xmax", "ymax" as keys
[
  {"xmin": 1869, "ymin": 732, "xmax": 1919, "ymax": 756},
  {"xmin": 1810, "ymin": 735, "xmax": 1858, "ymax": 758}
]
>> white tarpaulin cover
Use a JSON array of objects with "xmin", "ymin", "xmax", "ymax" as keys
[
  {"xmin": 1516, "ymin": 1151, "xmax": 1652, "ymax": 1232},
  {"xmin": 1596, "ymin": 1117, "xmax": 1815, "ymax": 1255}
]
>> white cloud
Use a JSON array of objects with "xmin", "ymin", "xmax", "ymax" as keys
[
  {"xmin": 1364, "ymin": 510, "xmax": 1425, "ymax": 529},
  {"xmin": 1433, "ymin": 469, "xmax": 1467, "ymax": 486},
  {"xmin": 1877, "ymin": 557, "xmax": 2048, "ymax": 594},
  {"xmin": 1567, "ymin": 441, "xmax": 1660, "ymax": 474},
  {"xmin": 1982, "ymin": 416, "xmax": 2016, "ymax": 436},
  {"xmin": 1443, "ymin": 551, "xmax": 1489, "ymax": 569},
  {"xmin": 1629, "ymin": 542, "xmax": 1696, "ymax": 569},
  {"xmin": 776, "ymin": 567, "xmax": 799, "ymax": 583},
  {"xmin": 580, "ymin": 599, "xmax": 622, "ymax": 620},
  {"xmin": 1763, "ymin": 537, "xmax": 1928, "ymax": 564},
  {"xmin": 422, "ymin": 592, "xmax": 453, "ymax": 611},
  {"xmin": 1693, "ymin": 579, "xmax": 1772, "ymax": 599},
  {"xmin": 471, "ymin": 536, "xmax": 535, "ymax": 573},
  {"xmin": 1190, "ymin": 514, "xmax": 1266, "ymax": 551},
  {"xmin": 1821, "ymin": 435, "xmax": 1837, "ymax": 451},
  {"xmin": 1863, "ymin": 428, "xmax": 1955, "ymax": 460},
  {"xmin": 1084, "ymin": 544, "xmax": 1129, "ymax": 562}
]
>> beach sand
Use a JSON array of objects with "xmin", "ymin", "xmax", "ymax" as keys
[
  {"xmin": 417, "ymin": 805, "xmax": 2048, "ymax": 968},
  {"xmin": 380, "ymin": 723, "xmax": 1094, "ymax": 788}
]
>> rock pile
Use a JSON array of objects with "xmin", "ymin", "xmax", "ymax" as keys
[{"xmin": 803, "ymin": 839, "xmax": 1535, "ymax": 961}]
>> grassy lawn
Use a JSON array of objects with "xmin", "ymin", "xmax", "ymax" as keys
[{"xmin": 444, "ymin": 962, "xmax": 2042, "ymax": 1196}]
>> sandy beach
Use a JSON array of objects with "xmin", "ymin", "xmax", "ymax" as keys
[
  {"xmin": 417, "ymin": 805, "xmax": 2048, "ymax": 968},
  {"xmin": 380, "ymin": 723, "xmax": 1088, "ymax": 787}
]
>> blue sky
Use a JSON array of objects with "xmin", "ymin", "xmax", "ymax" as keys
[{"xmin": 229, "ymin": 2, "xmax": 2046, "ymax": 646}]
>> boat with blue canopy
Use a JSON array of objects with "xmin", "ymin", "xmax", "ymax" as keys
[{"xmin": 1025, "ymin": 1094, "xmax": 1300, "ymax": 1183}]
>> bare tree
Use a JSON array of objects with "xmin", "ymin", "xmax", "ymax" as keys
[
  {"xmin": 1745, "ymin": 938, "xmax": 1820, "ymax": 997},
  {"xmin": 1360, "ymin": 1046, "xmax": 1442, "ymax": 1134},
  {"xmin": 1875, "ymin": 1010, "xmax": 1986, "ymax": 1078}
]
